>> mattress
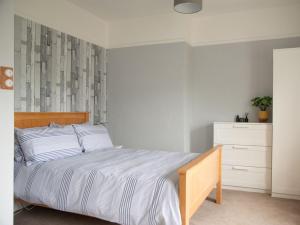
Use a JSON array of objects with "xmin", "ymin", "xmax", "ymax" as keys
[{"xmin": 14, "ymin": 148, "xmax": 199, "ymax": 225}]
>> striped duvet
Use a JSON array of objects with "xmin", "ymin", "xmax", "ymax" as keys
[{"xmin": 14, "ymin": 148, "xmax": 199, "ymax": 225}]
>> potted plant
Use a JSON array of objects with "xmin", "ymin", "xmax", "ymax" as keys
[{"xmin": 251, "ymin": 96, "xmax": 272, "ymax": 122}]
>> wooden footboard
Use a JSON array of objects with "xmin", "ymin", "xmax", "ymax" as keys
[{"xmin": 178, "ymin": 145, "xmax": 222, "ymax": 225}]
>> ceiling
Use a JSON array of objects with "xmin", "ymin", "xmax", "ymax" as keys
[{"xmin": 68, "ymin": 0, "xmax": 300, "ymax": 22}]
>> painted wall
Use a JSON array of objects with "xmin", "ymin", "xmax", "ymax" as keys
[
  {"xmin": 15, "ymin": 0, "xmax": 108, "ymax": 48},
  {"xmin": 108, "ymin": 14, "xmax": 189, "ymax": 48},
  {"xmin": 190, "ymin": 4, "xmax": 300, "ymax": 46},
  {"xmin": 189, "ymin": 36, "xmax": 300, "ymax": 152},
  {"xmin": 108, "ymin": 37, "xmax": 300, "ymax": 153},
  {"xmin": 108, "ymin": 4, "xmax": 300, "ymax": 48},
  {"xmin": 107, "ymin": 43, "xmax": 189, "ymax": 152},
  {"xmin": 0, "ymin": 0, "xmax": 14, "ymax": 224},
  {"xmin": 14, "ymin": 16, "xmax": 107, "ymax": 124}
]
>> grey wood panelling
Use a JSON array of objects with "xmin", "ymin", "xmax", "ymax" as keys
[{"xmin": 14, "ymin": 15, "xmax": 107, "ymax": 124}]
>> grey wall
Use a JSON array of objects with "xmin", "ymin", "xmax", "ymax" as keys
[
  {"xmin": 14, "ymin": 15, "xmax": 107, "ymax": 124},
  {"xmin": 108, "ymin": 37, "xmax": 300, "ymax": 153},
  {"xmin": 189, "ymin": 37, "xmax": 300, "ymax": 152},
  {"xmin": 108, "ymin": 42, "xmax": 189, "ymax": 152}
]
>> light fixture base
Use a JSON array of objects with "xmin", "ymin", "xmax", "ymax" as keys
[{"xmin": 174, "ymin": 0, "xmax": 202, "ymax": 14}]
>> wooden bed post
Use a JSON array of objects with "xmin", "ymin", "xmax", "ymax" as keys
[
  {"xmin": 179, "ymin": 173, "xmax": 190, "ymax": 225},
  {"xmin": 216, "ymin": 147, "xmax": 222, "ymax": 204},
  {"xmin": 178, "ymin": 145, "xmax": 222, "ymax": 225}
]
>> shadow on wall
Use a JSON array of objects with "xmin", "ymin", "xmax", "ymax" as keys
[{"xmin": 190, "ymin": 124, "xmax": 214, "ymax": 153}]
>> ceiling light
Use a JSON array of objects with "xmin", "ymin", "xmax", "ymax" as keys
[{"xmin": 174, "ymin": 0, "xmax": 202, "ymax": 14}]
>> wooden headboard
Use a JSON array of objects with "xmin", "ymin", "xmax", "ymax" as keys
[{"xmin": 15, "ymin": 112, "xmax": 89, "ymax": 128}]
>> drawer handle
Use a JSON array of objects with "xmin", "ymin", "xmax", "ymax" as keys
[
  {"xmin": 233, "ymin": 125, "xmax": 249, "ymax": 129},
  {"xmin": 232, "ymin": 146, "xmax": 249, "ymax": 150},
  {"xmin": 232, "ymin": 166, "xmax": 249, "ymax": 172}
]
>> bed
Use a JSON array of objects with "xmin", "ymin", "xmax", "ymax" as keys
[{"xmin": 14, "ymin": 112, "xmax": 222, "ymax": 225}]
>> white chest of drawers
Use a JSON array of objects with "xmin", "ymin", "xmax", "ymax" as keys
[{"xmin": 214, "ymin": 122, "xmax": 272, "ymax": 193}]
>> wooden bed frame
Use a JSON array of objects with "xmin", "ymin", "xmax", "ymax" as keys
[{"xmin": 14, "ymin": 112, "xmax": 222, "ymax": 225}]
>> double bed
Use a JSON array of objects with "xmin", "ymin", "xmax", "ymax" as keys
[{"xmin": 14, "ymin": 112, "xmax": 222, "ymax": 225}]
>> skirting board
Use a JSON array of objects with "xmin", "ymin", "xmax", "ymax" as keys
[
  {"xmin": 272, "ymin": 193, "xmax": 300, "ymax": 201},
  {"xmin": 223, "ymin": 185, "xmax": 270, "ymax": 194}
]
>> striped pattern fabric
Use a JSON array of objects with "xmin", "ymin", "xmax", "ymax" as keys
[
  {"xmin": 16, "ymin": 125, "xmax": 82, "ymax": 166},
  {"xmin": 119, "ymin": 177, "xmax": 138, "ymax": 225},
  {"xmin": 14, "ymin": 148, "xmax": 199, "ymax": 225},
  {"xmin": 14, "ymin": 162, "xmax": 23, "ymax": 180},
  {"xmin": 73, "ymin": 124, "xmax": 113, "ymax": 152},
  {"xmin": 14, "ymin": 123, "xmax": 64, "ymax": 162},
  {"xmin": 24, "ymin": 164, "xmax": 43, "ymax": 201},
  {"xmin": 14, "ymin": 132, "xmax": 24, "ymax": 162},
  {"xmin": 15, "ymin": 126, "xmax": 51, "ymax": 163},
  {"xmin": 81, "ymin": 170, "xmax": 97, "ymax": 214},
  {"xmin": 149, "ymin": 177, "xmax": 167, "ymax": 225},
  {"xmin": 57, "ymin": 168, "xmax": 74, "ymax": 211}
]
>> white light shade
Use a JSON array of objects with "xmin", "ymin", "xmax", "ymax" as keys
[{"xmin": 174, "ymin": 0, "xmax": 202, "ymax": 14}]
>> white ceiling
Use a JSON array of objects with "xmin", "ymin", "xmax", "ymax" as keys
[{"xmin": 68, "ymin": 0, "xmax": 300, "ymax": 22}]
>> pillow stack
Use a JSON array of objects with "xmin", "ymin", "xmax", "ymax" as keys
[
  {"xmin": 16, "ymin": 125, "xmax": 82, "ymax": 166},
  {"xmin": 14, "ymin": 123, "xmax": 113, "ymax": 166},
  {"xmin": 73, "ymin": 124, "xmax": 113, "ymax": 152}
]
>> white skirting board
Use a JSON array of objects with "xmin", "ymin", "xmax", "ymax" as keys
[
  {"xmin": 223, "ymin": 185, "xmax": 270, "ymax": 194},
  {"xmin": 224, "ymin": 186, "xmax": 300, "ymax": 201},
  {"xmin": 272, "ymin": 193, "xmax": 300, "ymax": 201}
]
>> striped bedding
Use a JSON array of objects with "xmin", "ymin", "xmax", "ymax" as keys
[
  {"xmin": 73, "ymin": 124, "xmax": 113, "ymax": 152},
  {"xmin": 16, "ymin": 125, "xmax": 82, "ymax": 165},
  {"xmin": 14, "ymin": 147, "xmax": 199, "ymax": 225}
]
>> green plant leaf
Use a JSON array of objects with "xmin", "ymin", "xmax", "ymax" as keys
[{"xmin": 251, "ymin": 96, "xmax": 272, "ymax": 111}]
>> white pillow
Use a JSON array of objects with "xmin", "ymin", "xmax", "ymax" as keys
[
  {"xmin": 73, "ymin": 124, "xmax": 113, "ymax": 152},
  {"xmin": 14, "ymin": 126, "xmax": 50, "ymax": 163},
  {"xmin": 16, "ymin": 125, "xmax": 82, "ymax": 166}
]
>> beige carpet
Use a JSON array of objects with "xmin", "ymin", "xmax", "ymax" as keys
[{"xmin": 14, "ymin": 190, "xmax": 300, "ymax": 225}]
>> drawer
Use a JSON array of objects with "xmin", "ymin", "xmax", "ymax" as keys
[
  {"xmin": 222, "ymin": 165, "xmax": 271, "ymax": 190},
  {"xmin": 214, "ymin": 123, "xmax": 272, "ymax": 146},
  {"xmin": 221, "ymin": 145, "xmax": 272, "ymax": 168}
]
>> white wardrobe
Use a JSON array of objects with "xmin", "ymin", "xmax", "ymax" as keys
[{"xmin": 272, "ymin": 47, "xmax": 300, "ymax": 200}]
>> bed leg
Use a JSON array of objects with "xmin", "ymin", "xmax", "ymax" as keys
[
  {"xmin": 216, "ymin": 181, "xmax": 222, "ymax": 204},
  {"xmin": 216, "ymin": 146, "xmax": 222, "ymax": 204},
  {"xmin": 179, "ymin": 173, "xmax": 190, "ymax": 225},
  {"xmin": 182, "ymin": 217, "xmax": 189, "ymax": 225}
]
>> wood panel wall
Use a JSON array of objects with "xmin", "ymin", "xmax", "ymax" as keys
[{"xmin": 14, "ymin": 15, "xmax": 107, "ymax": 124}]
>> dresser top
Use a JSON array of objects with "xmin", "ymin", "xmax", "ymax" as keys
[{"xmin": 214, "ymin": 122, "xmax": 272, "ymax": 125}]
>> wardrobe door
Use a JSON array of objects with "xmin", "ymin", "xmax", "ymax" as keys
[{"xmin": 272, "ymin": 48, "xmax": 300, "ymax": 200}]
